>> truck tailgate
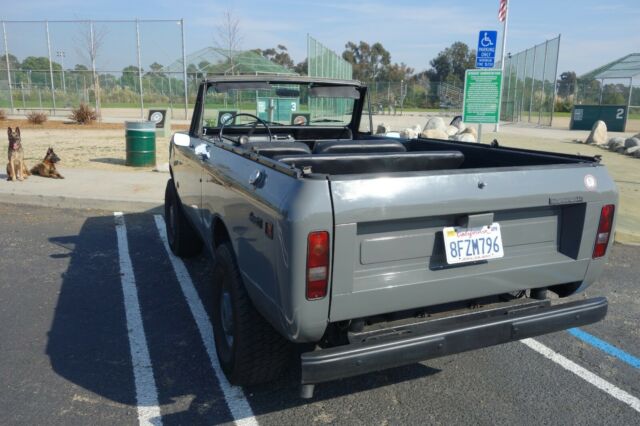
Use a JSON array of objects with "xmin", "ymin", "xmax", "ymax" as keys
[{"xmin": 328, "ymin": 165, "xmax": 617, "ymax": 322}]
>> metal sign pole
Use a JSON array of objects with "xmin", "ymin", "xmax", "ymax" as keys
[
  {"xmin": 495, "ymin": 1, "xmax": 510, "ymax": 132},
  {"xmin": 2, "ymin": 21, "xmax": 14, "ymax": 113},
  {"xmin": 45, "ymin": 21, "xmax": 56, "ymax": 114}
]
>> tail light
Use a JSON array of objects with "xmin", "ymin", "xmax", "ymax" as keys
[
  {"xmin": 306, "ymin": 231, "xmax": 330, "ymax": 300},
  {"xmin": 593, "ymin": 204, "xmax": 615, "ymax": 258}
]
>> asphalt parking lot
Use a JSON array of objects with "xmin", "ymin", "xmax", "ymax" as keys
[{"xmin": 0, "ymin": 203, "xmax": 639, "ymax": 425}]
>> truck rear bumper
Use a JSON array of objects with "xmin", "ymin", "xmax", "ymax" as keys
[{"xmin": 301, "ymin": 297, "xmax": 607, "ymax": 387}]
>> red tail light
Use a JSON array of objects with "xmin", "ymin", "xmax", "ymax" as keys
[
  {"xmin": 306, "ymin": 231, "xmax": 330, "ymax": 300},
  {"xmin": 593, "ymin": 204, "xmax": 615, "ymax": 258}
]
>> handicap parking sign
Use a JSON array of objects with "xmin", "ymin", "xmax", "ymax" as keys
[{"xmin": 476, "ymin": 30, "xmax": 498, "ymax": 68}]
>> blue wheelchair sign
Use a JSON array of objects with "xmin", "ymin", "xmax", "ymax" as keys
[{"xmin": 476, "ymin": 30, "xmax": 498, "ymax": 68}]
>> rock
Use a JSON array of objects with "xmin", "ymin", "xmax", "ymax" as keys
[
  {"xmin": 625, "ymin": 146, "xmax": 640, "ymax": 156},
  {"xmin": 608, "ymin": 138, "xmax": 625, "ymax": 152},
  {"xmin": 460, "ymin": 126, "xmax": 478, "ymax": 139},
  {"xmin": 154, "ymin": 162, "xmax": 170, "ymax": 173},
  {"xmin": 454, "ymin": 133, "xmax": 476, "ymax": 142},
  {"xmin": 375, "ymin": 123, "xmax": 390, "ymax": 135},
  {"xmin": 400, "ymin": 128, "xmax": 418, "ymax": 139},
  {"xmin": 585, "ymin": 120, "xmax": 607, "ymax": 145},
  {"xmin": 420, "ymin": 128, "xmax": 449, "ymax": 140},
  {"xmin": 450, "ymin": 115, "xmax": 464, "ymax": 130},
  {"xmin": 624, "ymin": 137, "xmax": 639, "ymax": 149},
  {"xmin": 445, "ymin": 125, "xmax": 459, "ymax": 136},
  {"xmin": 607, "ymin": 136, "xmax": 625, "ymax": 147},
  {"xmin": 424, "ymin": 117, "xmax": 447, "ymax": 132}
]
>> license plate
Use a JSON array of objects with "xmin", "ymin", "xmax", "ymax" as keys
[{"xmin": 442, "ymin": 223, "xmax": 504, "ymax": 265}]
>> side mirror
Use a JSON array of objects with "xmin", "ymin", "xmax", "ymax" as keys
[{"xmin": 173, "ymin": 133, "xmax": 191, "ymax": 147}]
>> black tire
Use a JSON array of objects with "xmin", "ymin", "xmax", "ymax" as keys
[
  {"xmin": 212, "ymin": 242, "xmax": 291, "ymax": 385},
  {"xmin": 164, "ymin": 178, "xmax": 202, "ymax": 258}
]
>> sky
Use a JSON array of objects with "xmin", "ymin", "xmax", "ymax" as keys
[{"xmin": 2, "ymin": 0, "xmax": 639, "ymax": 77}]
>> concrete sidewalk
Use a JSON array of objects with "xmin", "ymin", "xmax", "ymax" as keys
[{"xmin": 0, "ymin": 168, "xmax": 167, "ymax": 213}]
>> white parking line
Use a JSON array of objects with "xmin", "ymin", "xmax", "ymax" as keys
[
  {"xmin": 521, "ymin": 338, "xmax": 640, "ymax": 413},
  {"xmin": 153, "ymin": 215, "xmax": 258, "ymax": 426},
  {"xmin": 114, "ymin": 212, "xmax": 163, "ymax": 426}
]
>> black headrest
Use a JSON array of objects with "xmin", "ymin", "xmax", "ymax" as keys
[
  {"xmin": 244, "ymin": 141, "xmax": 311, "ymax": 158},
  {"xmin": 313, "ymin": 139, "xmax": 407, "ymax": 154},
  {"xmin": 274, "ymin": 151, "xmax": 464, "ymax": 175}
]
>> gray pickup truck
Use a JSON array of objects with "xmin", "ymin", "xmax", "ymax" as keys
[{"xmin": 164, "ymin": 75, "xmax": 616, "ymax": 398}]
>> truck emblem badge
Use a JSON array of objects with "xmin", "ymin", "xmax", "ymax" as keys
[{"xmin": 584, "ymin": 174, "xmax": 597, "ymax": 191}]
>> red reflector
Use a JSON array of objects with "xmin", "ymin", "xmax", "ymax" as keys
[
  {"xmin": 593, "ymin": 204, "xmax": 615, "ymax": 258},
  {"xmin": 306, "ymin": 231, "xmax": 330, "ymax": 300}
]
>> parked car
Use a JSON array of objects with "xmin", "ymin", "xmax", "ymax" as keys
[{"xmin": 164, "ymin": 75, "xmax": 616, "ymax": 398}]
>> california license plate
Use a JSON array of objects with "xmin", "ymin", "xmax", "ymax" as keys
[{"xmin": 442, "ymin": 223, "xmax": 504, "ymax": 265}]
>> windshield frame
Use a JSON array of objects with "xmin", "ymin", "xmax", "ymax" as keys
[{"xmin": 190, "ymin": 76, "xmax": 368, "ymax": 137}]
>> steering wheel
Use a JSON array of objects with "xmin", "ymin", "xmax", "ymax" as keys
[{"xmin": 219, "ymin": 113, "xmax": 273, "ymax": 145}]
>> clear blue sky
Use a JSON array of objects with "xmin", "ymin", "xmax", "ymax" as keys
[{"xmin": 2, "ymin": 0, "xmax": 639, "ymax": 76}]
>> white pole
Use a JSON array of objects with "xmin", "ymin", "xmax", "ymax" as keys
[
  {"xmin": 180, "ymin": 19, "xmax": 188, "ymax": 120},
  {"xmin": 2, "ymin": 21, "xmax": 14, "ymax": 113},
  {"xmin": 495, "ymin": 1, "xmax": 510, "ymax": 132},
  {"xmin": 45, "ymin": 21, "xmax": 56, "ymax": 114},
  {"xmin": 135, "ymin": 19, "xmax": 144, "ymax": 119}
]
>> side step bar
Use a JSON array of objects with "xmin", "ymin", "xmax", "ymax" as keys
[{"xmin": 300, "ymin": 297, "xmax": 607, "ymax": 397}]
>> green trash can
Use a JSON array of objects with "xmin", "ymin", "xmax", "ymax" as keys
[{"xmin": 125, "ymin": 121, "xmax": 156, "ymax": 167}]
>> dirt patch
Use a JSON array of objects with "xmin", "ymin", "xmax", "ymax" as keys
[{"xmin": 0, "ymin": 118, "xmax": 190, "ymax": 131}]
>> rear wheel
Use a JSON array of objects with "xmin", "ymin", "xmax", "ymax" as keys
[
  {"xmin": 164, "ymin": 178, "xmax": 202, "ymax": 257},
  {"xmin": 212, "ymin": 243, "xmax": 291, "ymax": 385}
]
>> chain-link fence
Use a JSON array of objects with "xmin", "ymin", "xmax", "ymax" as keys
[
  {"xmin": 499, "ymin": 35, "xmax": 560, "ymax": 126},
  {"xmin": 0, "ymin": 19, "xmax": 189, "ymax": 120},
  {"xmin": 307, "ymin": 35, "xmax": 353, "ymax": 121}
]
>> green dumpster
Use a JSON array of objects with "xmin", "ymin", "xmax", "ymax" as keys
[{"xmin": 125, "ymin": 121, "xmax": 156, "ymax": 167}]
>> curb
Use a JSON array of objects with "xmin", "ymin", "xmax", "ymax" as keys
[{"xmin": 0, "ymin": 192, "xmax": 163, "ymax": 214}]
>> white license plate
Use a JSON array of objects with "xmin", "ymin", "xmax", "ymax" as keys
[{"xmin": 442, "ymin": 222, "xmax": 504, "ymax": 265}]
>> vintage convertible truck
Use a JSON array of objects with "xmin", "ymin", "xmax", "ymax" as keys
[{"xmin": 164, "ymin": 75, "xmax": 616, "ymax": 398}]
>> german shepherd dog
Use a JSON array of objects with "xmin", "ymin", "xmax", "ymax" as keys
[
  {"xmin": 6, "ymin": 127, "xmax": 30, "ymax": 181},
  {"xmin": 31, "ymin": 147, "xmax": 64, "ymax": 179}
]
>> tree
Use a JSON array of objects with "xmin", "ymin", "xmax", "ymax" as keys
[
  {"xmin": 20, "ymin": 56, "xmax": 63, "ymax": 86},
  {"xmin": 342, "ymin": 41, "xmax": 391, "ymax": 81},
  {"xmin": 253, "ymin": 45, "xmax": 295, "ymax": 69},
  {"xmin": 557, "ymin": 71, "xmax": 577, "ymax": 98},
  {"xmin": 215, "ymin": 10, "xmax": 243, "ymax": 74},
  {"xmin": 147, "ymin": 62, "xmax": 165, "ymax": 76},
  {"xmin": 0, "ymin": 53, "xmax": 21, "ymax": 81},
  {"xmin": 76, "ymin": 22, "xmax": 108, "ymax": 115},
  {"xmin": 382, "ymin": 62, "xmax": 414, "ymax": 82},
  {"xmin": 425, "ymin": 42, "xmax": 475, "ymax": 84},
  {"xmin": 121, "ymin": 65, "xmax": 142, "ymax": 90},
  {"xmin": 294, "ymin": 58, "xmax": 308, "ymax": 76}
]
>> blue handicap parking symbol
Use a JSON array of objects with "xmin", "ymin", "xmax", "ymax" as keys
[{"xmin": 476, "ymin": 30, "xmax": 498, "ymax": 68}]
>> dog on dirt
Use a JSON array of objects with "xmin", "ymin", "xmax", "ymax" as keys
[
  {"xmin": 31, "ymin": 147, "xmax": 64, "ymax": 179},
  {"xmin": 6, "ymin": 126, "xmax": 30, "ymax": 181}
]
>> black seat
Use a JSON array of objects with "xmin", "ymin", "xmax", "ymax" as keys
[
  {"xmin": 313, "ymin": 139, "xmax": 406, "ymax": 154},
  {"xmin": 243, "ymin": 141, "xmax": 311, "ymax": 158},
  {"xmin": 274, "ymin": 151, "xmax": 465, "ymax": 175}
]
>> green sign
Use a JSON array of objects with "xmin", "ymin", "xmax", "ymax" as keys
[
  {"xmin": 257, "ymin": 97, "xmax": 299, "ymax": 123},
  {"xmin": 463, "ymin": 70, "xmax": 502, "ymax": 124}
]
